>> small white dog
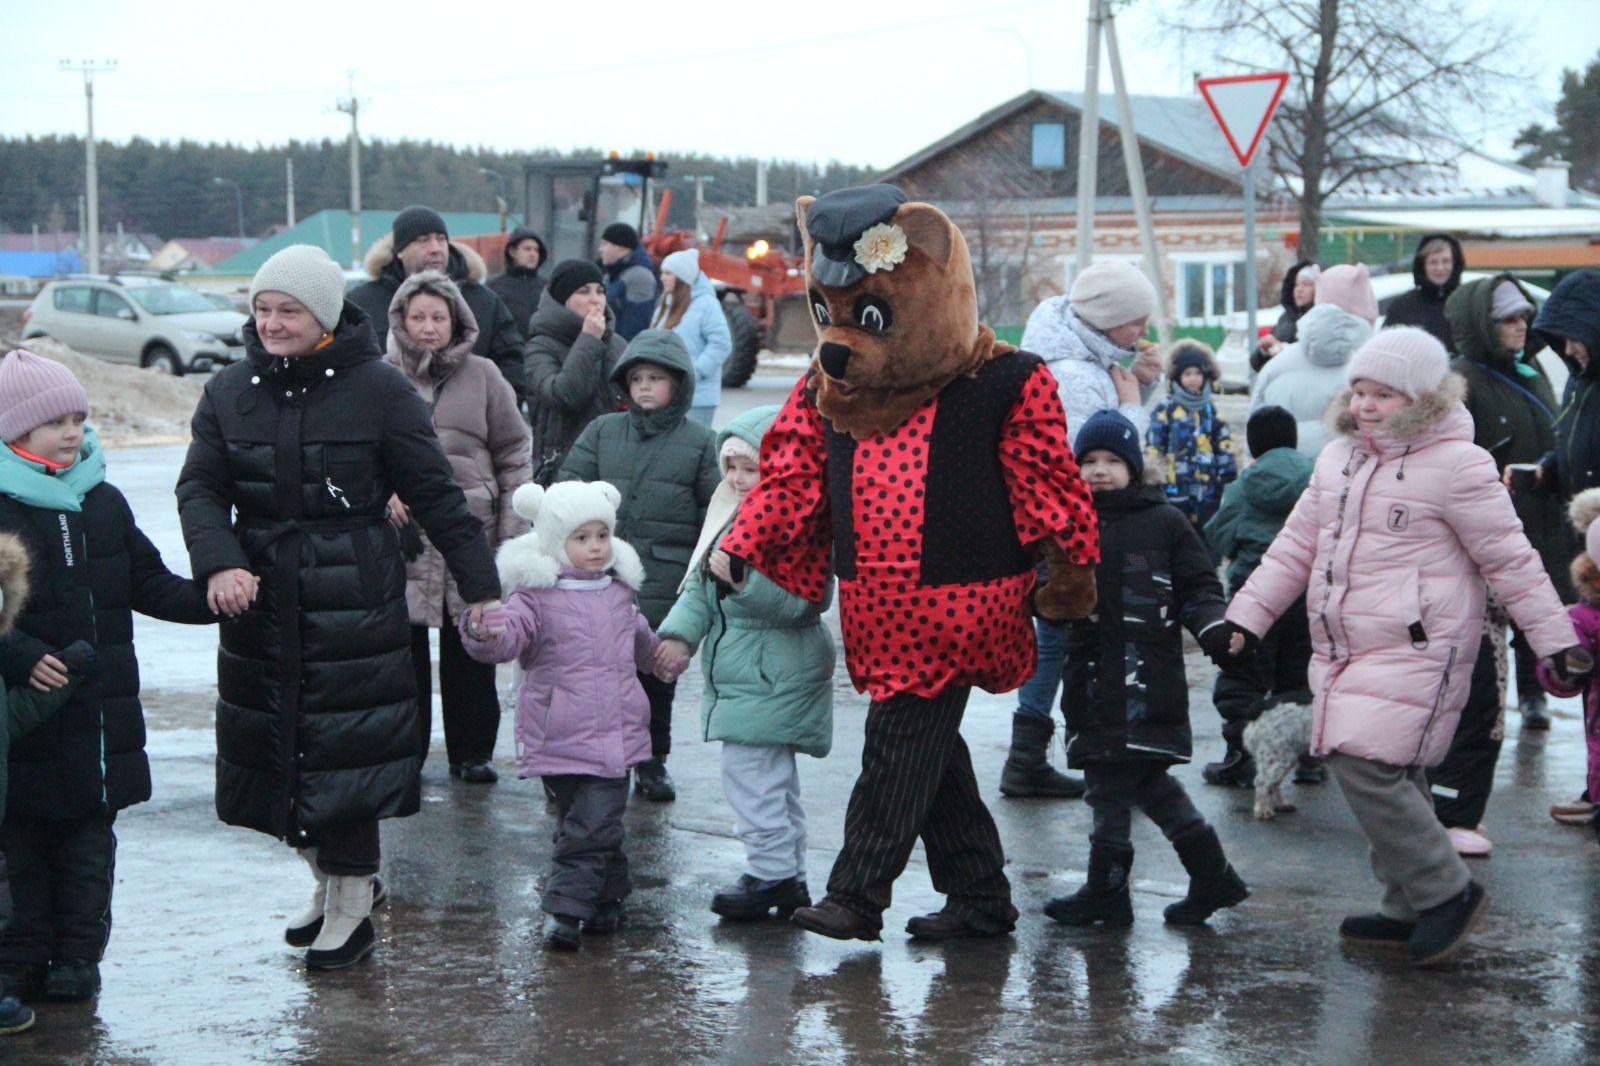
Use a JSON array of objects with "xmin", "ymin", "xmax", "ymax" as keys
[{"xmin": 1242, "ymin": 700, "xmax": 1315, "ymax": 820}]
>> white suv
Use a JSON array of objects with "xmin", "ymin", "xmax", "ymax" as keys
[{"xmin": 21, "ymin": 276, "xmax": 248, "ymax": 375}]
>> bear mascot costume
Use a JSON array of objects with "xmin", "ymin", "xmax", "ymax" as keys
[{"xmin": 720, "ymin": 184, "xmax": 1101, "ymax": 941}]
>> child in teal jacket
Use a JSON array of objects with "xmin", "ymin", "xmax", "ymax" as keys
[{"xmin": 656, "ymin": 405, "xmax": 835, "ymax": 921}]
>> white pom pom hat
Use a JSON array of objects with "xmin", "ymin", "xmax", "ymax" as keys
[{"xmin": 513, "ymin": 481, "xmax": 622, "ymax": 566}]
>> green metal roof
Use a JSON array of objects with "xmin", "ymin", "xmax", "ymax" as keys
[{"xmin": 207, "ymin": 209, "xmax": 521, "ymax": 275}]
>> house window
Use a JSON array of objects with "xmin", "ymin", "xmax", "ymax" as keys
[
  {"xmin": 1174, "ymin": 255, "xmax": 1259, "ymax": 326},
  {"xmin": 1031, "ymin": 123, "xmax": 1066, "ymax": 169}
]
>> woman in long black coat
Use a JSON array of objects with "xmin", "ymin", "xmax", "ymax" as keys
[{"xmin": 176, "ymin": 244, "xmax": 500, "ymax": 971}]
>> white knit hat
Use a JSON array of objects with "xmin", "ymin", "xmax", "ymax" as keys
[
  {"xmin": 512, "ymin": 480, "xmax": 622, "ymax": 567},
  {"xmin": 1346, "ymin": 326, "xmax": 1450, "ymax": 398},
  {"xmin": 249, "ymin": 244, "xmax": 346, "ymax": 331},
  {"xmin": 719, "ymin": 434, "xmax": 759, "ymax": 471},
  {"xmin": 1069, "ymin": 261, "xmax": 1157, "ymax": 331},
  {"xmin": 661, "ymin": 248, "xmax": 701, "ymax": 286}
]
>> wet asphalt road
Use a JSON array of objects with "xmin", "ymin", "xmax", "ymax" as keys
[{"xmin": 9, "ymin": 374, "xmax": 1600, "ymax": 1064}]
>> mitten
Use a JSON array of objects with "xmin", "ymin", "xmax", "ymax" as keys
[
  {"xmin": 53, "ymin": 640, "xmax": 98, "ymax": 681},
  {"xmin": 1196, "ymin": 622, "xmax": 1234, "ymax": 666},
  {"xmin": 1034, "ymin": 538, "xmax": 1097, "ymax": 622},
  {"xmin": 1547, "ymin": 645, "xmax": 1596, "ymax": 684}
]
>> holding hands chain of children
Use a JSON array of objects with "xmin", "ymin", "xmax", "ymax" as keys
[{"xmin": 461, "ymin": 600, "xmax": 508, "ymax": 640}]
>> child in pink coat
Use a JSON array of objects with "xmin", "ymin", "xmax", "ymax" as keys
[
  {"xmin": 460, "ymin": 479, "xmax": 666, "ymax": 952},
  {"xmin": 1224, "ymin": 327, "xmax": 1586, "ymax": 967},
  {"xmin": 1536, "ymin": 489, "xmax": 1600, "ymax": 833}
]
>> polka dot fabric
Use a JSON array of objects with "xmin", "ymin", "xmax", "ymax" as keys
[{"xmin": 722, "ymin": 361, "xmax": 1102, "ymax": 701}]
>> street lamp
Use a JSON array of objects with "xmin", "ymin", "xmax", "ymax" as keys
[
  {"xmin": 480, "ymin": 167, "xmax": 509, "ymax": 231},
  {"xmin": 212, "ymin": 176, "xmax": 244, "ymax": 239}
]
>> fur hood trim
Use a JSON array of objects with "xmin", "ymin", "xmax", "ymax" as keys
[
  {"xmin": 0, "ymin": 532, "xmax": 29, "ymax": 635},
  {"xmin": 363, "ymin": 234, "xmax": 489, "ymax": 283},
  {"xmin": 1569, "ymin": 488, "xmax": 1600, "ymax": 536},
  {"xmin": 1164, "ymin": 337, "xmax": 1218, "ymax": 381},
  {"xmin": 495, "ymin": 533, "xmax": 644, "ymax": 594},
  {"xmin": 1325, "ymin": 372, "xmax": 1467, "ymax": 443}
]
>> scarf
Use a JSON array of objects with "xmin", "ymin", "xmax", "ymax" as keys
[
  {"xmin": 1171, "ymin": 382, "xmax": 1214, "ymax": 413},
  {"xmin": 679, "ymin": 480, "xmax": 743, "ymax": 594},
  {"xmin": 0, "ymin": 425, "xmax": 108, "ymax": 512},
  {"xmin": 1061, "ymin": 309, "xmax": 1133, "ymax": 369}
]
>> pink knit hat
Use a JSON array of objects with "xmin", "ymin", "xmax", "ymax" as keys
[
  {"xmin": 1315, "ymin": 264, "xmax": 1379, "ymax": 325},
  {"xmin": 1346, "ymin": 327, "xmax": 1450, "ymax": 398},
  {"xmin": 0, "ymin": 350, "xmax": 89, "ymax": 443}
]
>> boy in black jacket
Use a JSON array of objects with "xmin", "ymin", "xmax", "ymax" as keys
[
  {"xmin": 0, "ymin": 350, "xmax": 220, "ymax": 1003},
  {"xmin": 1047, "ymin": 410, "xmax": 1248, "ymax": 928}
]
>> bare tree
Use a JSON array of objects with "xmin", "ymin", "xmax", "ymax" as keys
[{"xmin": 1165, "ymin": 0, "xmax": 1513, "ymax": 261}]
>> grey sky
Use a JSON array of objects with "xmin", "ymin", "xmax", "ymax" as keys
[{"xmin": 4, "ymin": 0, "xmax": 1596, "ymax": 171}]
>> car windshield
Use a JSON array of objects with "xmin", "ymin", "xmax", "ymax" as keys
[{"xmin": 127, "ymin": 285, "xmax": 220, "ymax": 315}]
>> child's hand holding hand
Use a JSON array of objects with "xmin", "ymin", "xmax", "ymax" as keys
[
  {"xmin": 29, "ymin": 653, "xmax": 70, "ymax": 692},
  {"xmin": 1547, "ymin": 645, "xmax": 1595, "ymax": 683},
  {"xmin": 207, "ymin": 568, "xmax": 258, "ymax": 617},
  {"xmin": 654, "ymin": 638, "xmax": 691, "ymax": 681},
  {"xmin": 466, "ymin": 600, "xmax": 506, "ymax": 640}
]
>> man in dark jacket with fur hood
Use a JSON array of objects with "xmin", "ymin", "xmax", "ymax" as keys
[
  {"xmin": 1384, "ymin": 233, "xmax": 1464, "ymax": 350},
  {"xmin": 348, "ymin": 206, "xmax": 527, "ymax": 405}
]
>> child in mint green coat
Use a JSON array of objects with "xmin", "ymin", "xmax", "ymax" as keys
[{"xmin": 655, "ymin": 405, "xmax": 835, "ymax": 921}]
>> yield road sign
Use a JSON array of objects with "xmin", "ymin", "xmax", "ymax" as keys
[{"xmin": 1197, "ymin": 72, "xmax": 1289, "ymax": 168}]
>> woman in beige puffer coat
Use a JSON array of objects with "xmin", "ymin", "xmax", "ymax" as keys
[{"xmin": 385, "ymin": 270, "xmax": 531, "ymax": 782}]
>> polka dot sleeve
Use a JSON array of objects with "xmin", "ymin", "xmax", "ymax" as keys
[
  {"xmin": 719, "ymin": 378, "xmax": 834, "ymax": 603},
  {"xmin": 999, "ymin": 363, "xmax": 1101, "ymax": 567}
]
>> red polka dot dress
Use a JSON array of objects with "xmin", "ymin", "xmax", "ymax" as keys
[{"xmin": 721, "ymin": 353, "xmax": 1099, "ymax": 701}]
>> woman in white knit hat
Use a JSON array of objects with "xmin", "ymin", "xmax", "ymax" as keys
[
  {"xmin": 653, "ymin": 247, "xmax": 732, "ymax": 426},
  {"xmin": 175, "ymin": 244, "xmax": 503, "ymax": 972},
  {"xmin": 1224, "ymin": 325, "xmax": 1587, "ymax": 967}
]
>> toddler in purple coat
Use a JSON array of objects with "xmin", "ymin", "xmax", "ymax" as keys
[
  {"xmin": 1537, "ymin": 488, "xmax": 1600, "ymax": 835},
  {"xmin": 461, "ymin": 479, "xmax": 665, "ymax": 952}
]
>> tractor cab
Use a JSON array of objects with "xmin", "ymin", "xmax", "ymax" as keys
[{"xmin": 521, "ymin": 156, "xmax": 668, "ymax": 266}]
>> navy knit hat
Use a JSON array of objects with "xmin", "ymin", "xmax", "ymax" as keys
[
  {"xmin": 1171, "ymin": 342, "xmax": 1213, "ymax": 382},
  {"xmin": 601, "ymin": 222, "xmax": 639, "ymax": 250},
  {"xmin": 548, "ymin": 259, "xmax": 605, "ymax": 305},
  {"xmin": 1074, "ymin": 409, "xmax": 1143, "ymax": 479},
  {"xmin": 393, "ymin": 205, "xmax": 448, "ymax": 253},
  {"xmin": 1246, "ymin": 405, "xmax": 1297, "ymax": 458}
]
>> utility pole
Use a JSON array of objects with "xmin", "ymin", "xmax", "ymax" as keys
[
  {"xmin": 336, "ymin": 72, "xmax": 365, "ymax": 269},
  {"xmin": 1103, "ymin": 7, "xmax": 1172, "ymax": 343},
  {"xmin": 61, "ymin": 59, "xmax": 116, "ymax": 274},
  {"xmin": 1074, "ymin": 1, "xmax": 1103, "ymax": 275},
  {"xmin": 286, "ymin": 158, "xmax": 297, "ymax": 227},
  {"xmin": 755, "ymin": 160, "xmax": 768, "ymax": 207}
]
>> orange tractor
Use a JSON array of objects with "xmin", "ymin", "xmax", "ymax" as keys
[{"xmin": 505, "ymin": 156, "xmax": 811, "ymax": 388}]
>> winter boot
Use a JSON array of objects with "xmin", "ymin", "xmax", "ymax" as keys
[
  {"xmin": 0, "ymin": 995, "xmax": 33, "ymax": 1035},
  {"xmin": 1408, "ymin": 881, "xmax": 1488, "ymax": 967},
  {"xmin": 1520, "ymin": 694, "xmax": 1551, "ymax": 732},
  {"xmin": 1202, "ymin": 746, "xmax": 1257, "ymax": 789},
  {"xmin": 305, "ymin": 875, "xmax": 376, "ymax": 971},
  {"xmin": 1044, "ymin": 842, "xmax": 1135, "ymax": 927},
  {"xmin": 585, "ymin": 900, "xmax": 626, "ymax": 935},
  {"xmin": 633, "ymin": 758, "xmax": 677, "ymax": 802},
  {"xmin": 544, "ymin": 913, "xmax": 582, "ymax": 952},
  {"xmin": 41, "ymin": 958, "xmax": 99, "ymax": 1001},
  {"xmin": 450, "ymin": 760, "xmax": 499, "ymax": 783},
  {"xmin": 1293, "ymin": 756, "xmax": 1327, "ymax": 785},
  {"xmin": 285, "ymin": 847, "xmax": 328, "ymax": 947},
  {"xmin": 1339, "ymin": 913, "xmax": 1416, "ymax": 948},
  {"xmin": 1164, "ymin": 827, "xmax": 1250, "ymax": 925},
  {"xmin": 711, "ymin": 874, "xmax": 811, "ymax": 920},
  {"xmin": 905, "ymin": 906, "xmax": 1018, "ymax": 940},
  {"xmin": 999, "ymin": 714, "xmax": 1085, "ymax": 798},
  {"xmin": 791, "ymin": 898, "xmax": 882, "ymax": 941}
]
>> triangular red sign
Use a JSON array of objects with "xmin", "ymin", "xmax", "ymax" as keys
[{"xmin": 1197, "ymin": 72, "xmax": 1289, "ymax": 168}]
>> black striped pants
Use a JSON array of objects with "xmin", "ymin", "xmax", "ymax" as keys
[{"xmin": 824, "ymin": 686, "xmax": 1014, "ymax": 930}]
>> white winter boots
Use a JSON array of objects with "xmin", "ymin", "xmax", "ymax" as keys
[
  {"xmin": 305, "ymin": 873, "xmax": 377, "ymax": 971},
  {"xmin": 284, "ymin": 848, "xmax": 328, "ymax": 947}
]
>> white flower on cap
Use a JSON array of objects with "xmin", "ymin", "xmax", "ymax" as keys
[{"xmin": 853, "ymin": 223, "xmax": 908, "ymax": 274}]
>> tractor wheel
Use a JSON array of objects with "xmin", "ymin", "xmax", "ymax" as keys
[{"xmin": 721, "ymin": 302, "xmax": 761, "ymax": 389}]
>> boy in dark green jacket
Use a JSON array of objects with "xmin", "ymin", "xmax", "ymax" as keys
[
  {"xmin": 561, "ymin": 329, "xmax": 719, "ymax": 801},
  {"xmin": 0, "ymin": 532, "xmax": 89, "ymax": 1034},
  {"xmin": 1202, "ymin": 405, "xmax": 1315, "ymax": 788}
]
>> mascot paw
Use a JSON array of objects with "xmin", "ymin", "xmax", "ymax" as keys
[{"xmin": 1034, "ymin": 561, "xmax": 1097, "ymax": 622}]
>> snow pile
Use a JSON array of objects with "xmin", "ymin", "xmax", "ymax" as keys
[{"xmin": 0, "ymin": 335, "xmax": 204, "ymax": 447}]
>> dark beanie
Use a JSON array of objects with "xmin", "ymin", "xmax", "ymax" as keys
[
  {"xmin": 548, "ymin": 259, "xmax": 605, "ymax": 305},
  {"xmin": 601, "ymin": 222, "xmax": 639, "ymax": 250},
  {"xmin": 393, "ymin": 205, "xmax": 448, "ymax": 252},
  {"xmin": 1074, "ymin": 409, "xmax": 1144, "ymax": 479},
  {"xmin": 1246, "ymin": 405, "xmax": 1297, "ymax": 459}
]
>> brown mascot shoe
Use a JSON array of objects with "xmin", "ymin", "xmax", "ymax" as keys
[{"xmin": 791, "ymin": 899, "xmax": 882, "ymax": 941}]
